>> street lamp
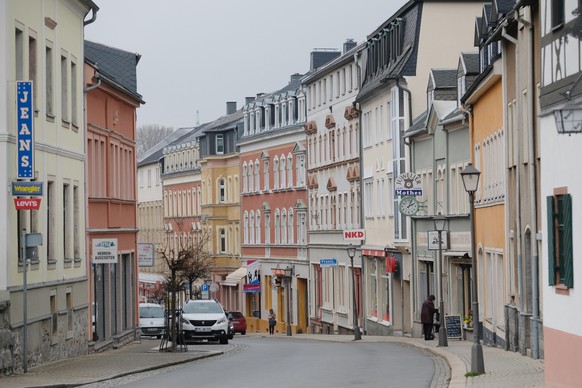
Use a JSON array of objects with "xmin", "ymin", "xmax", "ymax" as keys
[
  {"xmin": 433, "ymin": 213, "xmax": 448, "ymax": 347},
  {"xmin": 460, "ymin": 163, "xmax": 485, "ymax": 374},
  {"xmin": 347, "ymin": 244, "xmax": 361, "ymax": 340},
  {"xmin": 284, "ymin": 266, "xmax": 294, "ymax": 336}
]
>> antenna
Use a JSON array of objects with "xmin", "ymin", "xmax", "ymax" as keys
[{"xmin": 196, "ymin": 110, "xmax": 200, "ymax": 126}]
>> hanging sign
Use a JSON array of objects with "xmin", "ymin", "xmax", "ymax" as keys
[
  {"xmin": 395, "ymin": 172, "xmax": 422, "ymax": 196},
  {"xmin": 17, "ymin": 81, "xmax": 34, "ymax": 179},
  {"xmin": 92, "ymin": 239, "xmax": 118, "ymax": 264}
]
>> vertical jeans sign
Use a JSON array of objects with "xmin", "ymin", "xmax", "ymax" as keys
[{"xmin": 17, "ymin": 82, "xmax": 34, "ymax": 179}]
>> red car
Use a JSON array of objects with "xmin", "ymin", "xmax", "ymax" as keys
[{"xmin": 227, "ymin": 311, "xmax": 247, "ymax": 335}]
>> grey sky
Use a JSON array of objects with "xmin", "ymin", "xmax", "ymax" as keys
[{"xmin": 85, "ymin": 0, "xmax": 407, "ymax": 130}]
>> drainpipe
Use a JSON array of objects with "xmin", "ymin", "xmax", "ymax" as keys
[
  {"xmin": 83, "ymin": 3, "xmax": 99, "ymax": 26},
  {"xmin": 518, "ymin": 5, "xmax": 540, "ymax": 360},
  {"xmin": 354, "ymin": 49, "xmax": 366, "ymax": 335}
]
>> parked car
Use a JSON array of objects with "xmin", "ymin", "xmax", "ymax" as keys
[
  {"xmin": 139, "ymin": 303, "xmax": 166, "ymax": 339},
  {"xmin": 227, "ymin": 311, "xmax": 247, "ymax": 335},
  {"xmin": 179, "ymin": 299, "xmax": 229, "ymax": 344},
  {"xmin": 227, "ymin": 318, "xmax": 234, "ymax": 339}
]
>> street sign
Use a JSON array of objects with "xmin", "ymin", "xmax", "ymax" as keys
[
  {"xmin": 343, "ymin": 229, "xmax": 365, "ymax": 241},
  {"xmin": 92, "ymin": 239, "xmax": 118, "ymax": 264},
  {"xmin": 427, "ymin": 230, "xmax": 449, "ymax": 250},
  {"xmin": 395, "ymin": 172, "xmax": 422, "ymax": 196},
  {"xmin": 14, "ymin": 198, "xmax": 41, "ymax": 210},
  {"xmin": 320, "ymin": 259, "xmax": 337, "ymax": 268},
  {"xmin": 138, "ymin": 243, "xmax": 154, "ymax": 267}
]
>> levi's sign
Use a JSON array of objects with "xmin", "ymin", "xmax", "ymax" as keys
[
  {"xmin": 14, "ymin": 198, "xmax": 41, "ymax": 210},
  {"xmin": 343, "ymin": 229, "xmax": 365, "ymax": 241}
]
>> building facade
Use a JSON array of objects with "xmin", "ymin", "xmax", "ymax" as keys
[
  {"xmin": 539, "ymin": 0, "xmax": 582, "ymax": 385},
  {"xmin": 0, "ymin": 0, "xmax": 97, "ymax": 371},
  {"xmin": 85, "ymin": 40, "xmax": 144, "ymax": 345},
  {"xmin": 239, "ymin": 75, "xmax": 309, "ymax": 334},
  {"xmin": 303, "ymin": 41, "xmax": 364, "ymax": 336},
  {"xmin": 356, "ymin": 0, "xmax": 482, "ymax": 336}
]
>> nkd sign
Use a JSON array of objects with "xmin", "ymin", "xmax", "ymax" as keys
[
  {"xmin": 17, "ymin": 81, "xmax": 34, "ymax": 179},
  {"xmin": 343, "ymin": 229, "xmax": 365, "ymax": 241}
]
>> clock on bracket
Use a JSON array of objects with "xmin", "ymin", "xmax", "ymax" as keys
[{"xmin": 399, "ymin": 196, "xmax": 419, "ymax": 216}]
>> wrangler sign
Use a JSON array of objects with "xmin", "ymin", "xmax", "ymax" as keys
[{"xmin": 343, "ymin": 229, "xmax": 365, "ymax": 241}]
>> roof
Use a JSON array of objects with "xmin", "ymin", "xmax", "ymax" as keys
[
  {"xmin": 84, "ymin": 40, "xmax": 144, "ymax": 103},
  {"xmin": 137, "ymin": 126, "xmax": 196, "ymax": 166},
  {"xmin": 404, "ymin": 110, "xmax": 428, "ymax": 138},
  {"xmin": 431, "ymin": 69, "xmax": 457, "ymax": 89},
  {"xmin": 199, "ymin": 109, "xmax": 243, "ymax": 135},
  {"xmin": 460, "ymin": 52, "xmax": 480, "ymax": 74}
]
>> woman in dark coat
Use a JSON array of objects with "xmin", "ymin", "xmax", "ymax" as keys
[{"xmin": 421, "ymin": 295, "xmax": 437, "ymax": 340}]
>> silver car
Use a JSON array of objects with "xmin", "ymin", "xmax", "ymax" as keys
[{"xmin": 179, "ymin": 299, "xmax": 229, "ymax": 344}]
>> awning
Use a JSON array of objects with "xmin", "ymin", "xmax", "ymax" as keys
[{"xmin": 221, "ymin": 266, "xmax": 247, "ymax": 287}]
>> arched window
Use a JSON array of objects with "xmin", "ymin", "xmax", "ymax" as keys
[
  {"xmin": 263, "ymin": 159, "xmax": 270, "ymax": 190},
  {"xmin": 287, "ymin": 154, "xmax": 293, "ymax": 188},
  {"xmin": 243, "ymin": 211, "xmax": 249, "ymax": 244},
  {"xmin": 265, "ymin": 212, "xmax": 271, "ymax": 244},
  {"xmin": 280, "ymin": 156, "xmax": 286, "ymax": 189},
  {"xmin": 274, "ymin": 209, "xmax": 280, "ymax": 244},
  {"xmin": 281, "ymin": 209, "xmax": 287, "ymax": 244},
  {"xmin": 255, "ymin": 211, "xmax": 261, "ymax": 244},
  {"xmin": 248, "ymin": 163, "xmax": 254, "ymax": 193},
  {"xmin": 254, "ymin": 160, "xmax": 260, "ymax": 192},
  {"xmin": 273, "ymin": 157, "xmax": 279, "ymax": 189},
  {"xmin": 242, "ymin": 162, "xmax": 248, "ymax": 193},
  {"xmin": 288, "ymin": 209, "xmax": 294, "ymax": 244},
  {"xmin": 219, "ymin": 178, "xmax": 226, "ymax": 203},
  {"xmin": 249, "ymin": 210, "xmax": 255, "ymax": 244}
]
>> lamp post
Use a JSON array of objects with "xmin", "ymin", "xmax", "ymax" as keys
[
  {"xmin": 460, "ymin": 163, "xmax": 485, "ymax": 374},
  {"xmin": 433, "ymin": 213, "xmax": 448, "ymax": 347},
  {"xmin": 347, "ymin": 244, "xmax": 361, "ymax": 340},
  {"xmin": 284, "ymin": 266, "xmax": 293, "ymax": 336}
]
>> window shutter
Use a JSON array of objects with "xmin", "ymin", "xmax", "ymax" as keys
[
  {"xmin": 562, "ymin": 194, "xmax": 574, "ymax": 288},
  {"xmin": 546, "ymin": 196, "xmax": 556, "ymax": 286}
]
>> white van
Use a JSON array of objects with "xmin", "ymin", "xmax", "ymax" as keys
[{"xmin": 139, "ymin": 303, "xmax": 165, "ymax": 338}]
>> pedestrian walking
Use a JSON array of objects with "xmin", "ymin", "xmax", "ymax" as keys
[
  {"xmin": 268, "ymin": 308, "xmax": 277, "ymax": 335},
  {"xmin": 421, "ymin": 295, "xmax": 437, "ymax": 340}
]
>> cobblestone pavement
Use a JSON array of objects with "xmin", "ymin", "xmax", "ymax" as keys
[{"xmin": 0, "ymin": 334, "xmax": 550, "ymax": 388}]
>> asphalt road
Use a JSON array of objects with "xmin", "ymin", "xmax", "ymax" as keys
[{"xmin": 83, "ymin": 335, "xmax": 446, "ymax": 388}]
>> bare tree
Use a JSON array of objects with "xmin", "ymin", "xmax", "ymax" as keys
[
  {"xmin": 158, "ymin": 219, "xmax": 213, "ymax": 351},
  {"xmin": 137, "ymin": 124, "xmax": 174, "ymax": 158}
]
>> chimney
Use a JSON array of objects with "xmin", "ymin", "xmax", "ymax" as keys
[
  {"xmin": 310, "ymin": 49, "xmax": 341, "ymax": 71},
  {"xmin": 245, "ymin": 97, "xmax": 255, "ymax": 105},
  {"xmin": 343, "ymin": 39, "xmax": 357, "ymax": 54},
  {"xmin": 290, "ymin": 73, "xmax": 303, "ymax": 84},
  {"xmin": 226, "ymin": 101, "xmax": 237, "ymax": 115}
]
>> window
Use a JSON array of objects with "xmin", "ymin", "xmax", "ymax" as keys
[
  {"xmin": 29, "ymin": 35, "xmax": 38, "ymax": 110},
  {"xmin": 63, "ymin": 183, "xmax": 71, "ymax": 261},
  {"xmin": 216, "ymin": 134, "xmax": 224, "ymax": 154},
  {"xmin": 66, "ymin": 289, "xmax": 73, "ymax": 335},
  {"xmin": 250, "ymin": 211, "xmax": 255, "ymax": 244},
  {"xmin": 264, "ymin": 159, "xmax": 270, "ymax": 190},
  {"xmin": 280, "ymin": 156, "xmax": 286, "ymax": 189},
  {"xmin": 46, "ymin": 42, "xmax": 54, "ymax": 116},
  {"xmin": 219, "ymin": 178, "xmax": 226, "ymax": 203},
  {"xmin": 273, "ymin": 158, "xmax": 279, "ymax": 189},
  {"xmin": 364, "ymin": 180, "xmax": 373, "ymax": 218},
  {"xmin": 551, "ymin": 0, "xmax": 565, "ymax": 29},
  {"xmin": 255, "ymin": 160, "xmax": 260, "ymax": 192},
  {"xmin": 51, "ymin": 292, "xmax": 57, "ymax": 336},
  {"xmin": 288, "ymin": 209, "xmax": 294, "ymax": 244},
  {"xmin": 287, "ymin": 155, "xmax": 293, "ymax": 188},
  {"xmin": 248, "ymin": 163, "xmax": 254, "ymax": 192},
  {"xmin": 242, "ymin": 163, "xmax": 248, "ymax": 193},
  {"xmin": 16, "ymin": 27, "xmax": 24, "ymax": 80},
  {"xmin": 220, "ymin": 228, "xmax": 226, "ymax": 253},
  {"xmin": 61, "ymin": 53, "xmax": 68, "ymax": 122},
  {"xmin": 547, "ymin": 192, "xmax": 573, "ymax": 288},
  {"xmin": 275, "ymin": 210, "xmax": 280, "ymax": 244},
  {"xmin": 255, "ymin": 211, "xmax": 261, "ymax": 244},
  {"xmin": 74, "ymin": 185, "xmax": 80, "ymax": 260},
  {"xmin": 243, "ymin": 211, "xmax": 249, "ymax": 244},
  {"xmin": 265, "ymin": 212, "xmax": 271, "ymax": 244},
  {"xmin": 281, "ymin": 209, "xmax": 287, "ymax": 244}
]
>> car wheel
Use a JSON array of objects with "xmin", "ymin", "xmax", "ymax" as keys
[
  {"xmin": 241, "ymin": 331, "xmax": 246, "ymax": 335},
  {"xmin": 219, "ymin": 337, "xmax": 228, "ymax": 345}
]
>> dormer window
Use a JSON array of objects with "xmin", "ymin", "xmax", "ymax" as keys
[{"xmin": 216, "ymin": 134, "xmax": 224, "ymax": 154}]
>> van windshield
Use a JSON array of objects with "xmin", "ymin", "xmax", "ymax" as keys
[{"xmin": 140, "ymin": 306, "xmax": 164, "ymax": 318}]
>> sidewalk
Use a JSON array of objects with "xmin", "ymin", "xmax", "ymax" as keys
[{"xmin": 0, "ymin": 333, "xmax": 548, "ymax": 388}]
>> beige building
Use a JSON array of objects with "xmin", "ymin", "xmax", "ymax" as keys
[{"xmin": 0, "ymin": 0, "xmax": 98, "ymax": 371}]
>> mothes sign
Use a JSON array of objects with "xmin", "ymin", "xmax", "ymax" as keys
[{"xmin": 343, "ymin": 229, "xmax": 365, "ymax": 241}]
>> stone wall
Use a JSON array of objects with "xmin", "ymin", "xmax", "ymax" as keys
[{"xmin": 0, "ymin": 300, "xmax": 15, "ymax": 375}]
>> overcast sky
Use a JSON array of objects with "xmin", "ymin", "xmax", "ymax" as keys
[{"xmin": 85, "ymin": 0, "xmax": 407, "ymax": 130}]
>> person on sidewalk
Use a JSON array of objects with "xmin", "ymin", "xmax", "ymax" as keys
[
  {"xmin": 421, "ymin": 295, "xmax": 437, "ymax": 340},
  {"xmin": 268, "ymin": 308, "xmax": 277, "ymax": 335}
]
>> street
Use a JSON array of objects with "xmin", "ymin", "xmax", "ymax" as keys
[{"xmin": 83, "ymin": 335, "xmax": 448, "ymax": 388}]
